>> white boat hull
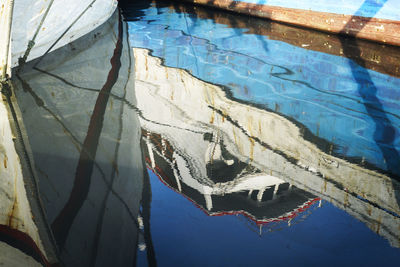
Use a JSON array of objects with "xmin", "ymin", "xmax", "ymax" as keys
[{"xmin": 1, "ymin": 0, "xmax": 118, "ymax": 70}]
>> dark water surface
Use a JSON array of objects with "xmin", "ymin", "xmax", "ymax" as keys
[{"xmin": 4, "ymin": 0, "xmax": 400, "ymax": 266}]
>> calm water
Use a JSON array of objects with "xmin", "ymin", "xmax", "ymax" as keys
[
  {"xmin": 122, "ymin": 0, "xmax": 400, "ymax": 266},
  {"xmin": 124, "ymin": 1, "xmax": 400, "ymax": 176},
  {"xmin": 4, "ymin": 0, "xmax": 400, "ymax": 266}
]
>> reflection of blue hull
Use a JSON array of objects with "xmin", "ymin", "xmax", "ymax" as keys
[{"xmin": 128, "ymin": 3, "xmax": 400, "ymax": 176}]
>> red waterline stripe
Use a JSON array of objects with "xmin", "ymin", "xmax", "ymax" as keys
[
  {"xmin": 51, "ymin": 11, "xmax": 124, "ymax": 250},
  {"xmin": 145, "ymin": 157, "xmax": 320, "ymax": 225},
  {"xmin": 0, "ymin": 225, "xmax": 51, "ymax": 266}
]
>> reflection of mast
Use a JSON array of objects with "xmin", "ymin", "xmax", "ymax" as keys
[
  {"xmin": 134, "ymin": 48, "xmax": 400, "ymax": 247},
  {"xmin": 2, "ymin": 12, "xmax": 146, "ymax": 266},
  {"xmin": 141, "ymin": 165, "xmax": 157, "ymax": 267}
]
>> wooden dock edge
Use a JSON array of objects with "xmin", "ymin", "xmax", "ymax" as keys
[{"xmin": 180, "ymin": 0, "xmax": 400, "ymax": 46}]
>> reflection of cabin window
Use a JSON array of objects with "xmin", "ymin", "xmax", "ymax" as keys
[
  {"xmin": 261, "ymin": 187, "xmax": 275, "ymax": 202},
  {"xmin": 277, "ymin": 183, "xmax": 290, "ymax": 194},
  {"xmin": 249, "ymin": 190, "xmax": 259, "ymax": 201}
]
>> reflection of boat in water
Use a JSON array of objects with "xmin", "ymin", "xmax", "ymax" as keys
[
  {"xmin": 134, "ymin": 47, "xmax": 400, "ymax": 247},
  {"xmin": 1, "ymin": 11, "xmax": 150, "ymax": 266},
  {"xmin": 177, "ymin": 0, "xmax": 400, "ymax": 46},
  {"xmin": 142, "ymin": 129, "xmax": 321, "ymax": 228},
  {"xmin": 128, "ymin": 1, "xmax": 400, "ymax": 179}
]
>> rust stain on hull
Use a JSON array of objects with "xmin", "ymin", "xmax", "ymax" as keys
[{"xmin": 7, "ymin": 197, "xmax": 16, "ymax": 227}]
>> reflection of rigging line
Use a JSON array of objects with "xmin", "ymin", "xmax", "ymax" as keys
[
  {"xmin": 183, "ymin": 12, "xmax": 200, "ymax": 76},
  {"xmin": 31, "ymin": 68, "xmax": 123, "ymax": 167},
  {"xmin": 268, "ymin": 75, "xmax": 400, "ymax": 127},
  {"xmin": 140, "ymin": 20, "xmax": 400, "ymax": 121},
  {"xmin": 326, "ymin": 100, "xmax": 400, "ymax": 128},
  {"xmin": 145, "ymin": 133, "xmax": 214, "ymax": 186},
  {"xmin": 51, "ymin": 14, "xmax": 132, "ymax": 245},
  {"xmin": 90, "ymin": 23, "xmax": 138, "ymax": 266},
  {"xmin": 33, "ymin": 66, "xmax": 209, "ymax": 135},
  {"xmin": 270, "ymin": 70, "xmax": 400, "ymax": 122},
  {"xmin": 141, "ymin": 165, "xmax": 157, "ymax": 267},
  {"xmin": 266, "ymin": 82, "xmax": 371, "ymax": 123},
  {"xmin": 29, "ymin": 65, "xmax": 207, "ymax": 226},
  {"xmin": 145, "ymin": 133, "xmax": 175, "ymax": 160},
  {"xmin": 15, "ymin": 74, "xmax": 141, "ymax": 230}
]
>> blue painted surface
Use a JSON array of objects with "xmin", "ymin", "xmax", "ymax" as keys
[
  {"xmin": 208, "ymin": 0, "xmax": 400, "ymax": 21},
  {"xmin": 127, "ymin": 2, "xmax": 400, "ymax": 176}
]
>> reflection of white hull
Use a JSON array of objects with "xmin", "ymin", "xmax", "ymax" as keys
[
  {"xmin": 142, "ymin": 129, "xmax": 319, "ymax": 224},
  {"xmin": 134, "ymin": 48, "xmax": 400, "ymax": 247},
  {"xmin": 1, "ymin": 11, "xmax": 144, "ymax": 266}
]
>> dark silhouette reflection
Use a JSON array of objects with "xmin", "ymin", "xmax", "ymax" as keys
[
  {"xmin": 338, "ymin": 2, "xmax": 400, "ymax": 213},
  {"xmin": 50, "ymin": 11, "xmax": 125, "ymax": 251},
  {"xmin": 119, "ymin": 0, "xmax": 152, "ymax": 21},
  {"xmin": 10, "ymin": 11, "xmax": 154, "ymax": 266},
  {"xmin": 341, "ymin": 0, "xmax": 389, "ymax": 34},
  {"xmin": 141, "ymin": 167, "xmax": 157, "ymax": 267},
  {"xmin": 142, "ymin": 130, "xmax": 320, "ymax": 231}
]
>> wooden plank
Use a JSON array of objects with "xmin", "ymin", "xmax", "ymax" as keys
[{"xmin": 180, "ymin": 0, "xmax": 400, "ymax": 46}]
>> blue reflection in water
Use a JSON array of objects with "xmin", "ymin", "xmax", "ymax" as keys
[
  {"xmin": 121, "ymin": 1, "xmax": 400, "ymax": 265},
  {"xmin": 127, "ymin": 2, "xmax": 400, "ymax": 176}
]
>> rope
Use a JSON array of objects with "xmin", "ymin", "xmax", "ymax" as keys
[
  {"xmin": 18, "ymin": 0, "xmax": 98, "ymax": 71},
  {"xmin": 17, "ymin": 0, "xmax": 55, "ymax": 71},
  {"xmin": 33, "ymin": 0, "xmax": 98, "ymax": 68},
  {"xmin": 0, "ymin": 0, "xmax": 15, "ymax": 82}
]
